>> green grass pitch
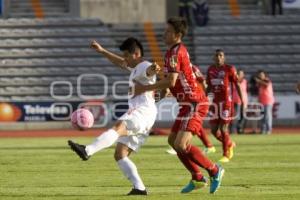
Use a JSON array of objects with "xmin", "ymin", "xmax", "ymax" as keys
[{"xmin": 0, "ymin": 134, "xmax": 299, "ymax": 200}]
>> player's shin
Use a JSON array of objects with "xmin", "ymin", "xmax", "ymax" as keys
[
  {"xmin": 185, "ymin": 145, "xmax": 218, "ymax": 177},
  {"xmin": 85, "ymin": 129, "xmax": 119, "ymax": 156},
  {"xmin": 177, "ymin": 151, "xmax": 203, "ymax": 181},
  {"xmin": 117, "ymin": 157, "xmax": 146, "ymax": 191}
]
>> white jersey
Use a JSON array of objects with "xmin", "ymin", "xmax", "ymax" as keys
[
  {"xmin": 116, "ymin": 61, "xmax": 157, "ymax": 151},
  {"xmin": 127, "ymin": 61, "xmax": 156, "ymax": 108}
]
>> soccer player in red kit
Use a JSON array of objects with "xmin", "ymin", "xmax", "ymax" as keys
[
  {"xmin": 206, "ymin": 49, "xmax": 244, "ymax": 163},
  {"xmin": 166, "ymin": 65, "xmax": 216, "ymax": 155},
  {"xmin": 134, "ymin": 17, "xmax": 224, "ymax": 194}
]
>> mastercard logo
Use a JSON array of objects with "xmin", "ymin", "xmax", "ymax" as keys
[{"xmin": 0, "ymin": 103, "xmax": 22, "ymax": 122}]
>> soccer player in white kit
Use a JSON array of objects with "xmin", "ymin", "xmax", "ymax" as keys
[{"xmin": 68, "ymin": 37, "xmax": 160, "ymax": 195}]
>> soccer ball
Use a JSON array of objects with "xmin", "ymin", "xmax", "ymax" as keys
[{"xmin": 71, "ymin": 108, "xmax": 94, "ymax": 130}]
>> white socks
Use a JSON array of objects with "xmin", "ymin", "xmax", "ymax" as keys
[
  {"xmin": 117, "ymin": 157, "xmax": 146, "ymax": 191},
  {"xmin": 85, "ymin": 129, "xmax": 119, "ymax": 156}
]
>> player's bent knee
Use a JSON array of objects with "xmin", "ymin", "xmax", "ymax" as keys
[
  {"xmin": 114, "ymin": 150, "xmax": 126, "ymax": 161},
  {"xmin": 168, "ymin": 137, "xmax": 175, "ymax": 147},
  {"xmin": 174, "ymin": 142, "xmax": 187, "ymax": 153}
]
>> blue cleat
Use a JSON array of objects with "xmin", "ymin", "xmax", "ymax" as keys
[
  {"xmin": 181, "ymin": 177, "xmax": 208, "ymax": 193},
  {"xmin": 210, "ymin": 165, "xmax": 225, "ymax": 194}
]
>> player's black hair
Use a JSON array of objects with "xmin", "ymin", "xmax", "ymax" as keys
[
  {"xmin": 167, "ymin": 17, "xmax": 188, "ymax": 38},
  {"xmin": 237, "ymin": 68, "xmax": 244, "ymax": 73},
  {"xmin": 119, "ymin": 37, "xmax": 144, "ymax": 57},
  {"xmin": 257, "ymin": 69, "xmax": 268, "ymax": 77},
  {"xmin": 215, "ymin": 49, "xmax": 225, "ymax": 54}
]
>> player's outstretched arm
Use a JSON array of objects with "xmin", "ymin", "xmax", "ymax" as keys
[
  {"xmin": 90, "ymin": 40, "xmax": 128, "ymax": 70},
  {"xmin": 134, "ymin": 73, "xmax": 178, "ymax": 96}
]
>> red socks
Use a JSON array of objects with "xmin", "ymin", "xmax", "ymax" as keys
[
  {"xmin": 177, "ymin": 152, "xmax": 203, "ymax": 180},
  {"xmin": 184, "ymin": 145, "xmax": 218, "ymax": 177}
]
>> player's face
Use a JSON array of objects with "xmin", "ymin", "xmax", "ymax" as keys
[
  {"xmin": 123, "ymin": 50, "xmax": 140, "ymax": 68},
  {"xmin": 258, "ymin": 72, "xmax": 265, "ymax": 79},
  {"xmin": 238, "ymin": 71, "xmax": 244, "ymax": 80},
  {"xmin": 214, "ymin": 52, "xmax": 225, "ymax": 66},
  {"xmin": 164, "ymin": 24, "xmax": 180, "ymax": 46}
]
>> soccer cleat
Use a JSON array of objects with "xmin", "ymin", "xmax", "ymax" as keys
[
  {"xmin": 68, "ymin": 140, "xmax": 90, "ymax": 161},
  {"xmin": 210, "ymin": 165, "xmax": 225, "ymax": 194},
  {"xmin": 127, "ymin": 188, "xmax": 148, "ymax": 195},
  {"xmin": 181, "ymin": 177, "xmax": 208, "ymax": 193},
  {"xmin": 166, "ymin": 148, "xmax": 177, "ymax": 155},
  {"xmin": 218, "ymin": 156, "xmax": 230, "ymax": 163},
  {"xmin": 203, "ymin": 146, "xmax": 216, "ymax": 154}
]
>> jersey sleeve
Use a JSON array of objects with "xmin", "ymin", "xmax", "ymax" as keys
[
  {"xmin": 192, "ymin": 65, "xmax": 204, "ymax": 83},
  {"xmin": 135, "ymin": 61, "xmax": 156, "ymax": 83},
  {"xmin": 229, "ymin": 66, "xmax": 238, "ymax": 84}
]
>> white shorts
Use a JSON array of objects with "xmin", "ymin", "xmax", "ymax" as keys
[
  {"xmin": 117, "ymin": 134, "xmax": 147, "ymax": 152},
  {"xmin": 116, "ymin": 105, "xmax": 157, "ymax": 151}
]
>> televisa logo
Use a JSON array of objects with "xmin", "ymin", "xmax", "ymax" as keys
[{"xmin": 24, "ymin": 105, "xmax": 69, "ymax": 115}]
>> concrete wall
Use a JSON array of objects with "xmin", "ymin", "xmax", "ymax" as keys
[{"xmin": 80, "ymin": 0, "xmax": 167, "ymax": 23}]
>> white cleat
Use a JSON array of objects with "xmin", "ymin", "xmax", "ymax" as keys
[{"xmin": 166, "ymin": 148, "xmax": 177, "ymax": 155}]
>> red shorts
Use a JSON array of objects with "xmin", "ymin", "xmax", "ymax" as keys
[
  {"xmin": 208, "ymin": 101, "xmax": 233, "ymax": 125},
  {"xmin": 171, "ymin": 102, "xmax": 209, "ymax": 136}
]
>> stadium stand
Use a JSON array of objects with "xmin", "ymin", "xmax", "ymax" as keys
[
  {"xmin": 0, "ymin": 0, "xmax": 299, "ymax": 101},
  {"xmin": 193, "ymin": 0, "xmax": 300, "ymax": 94},
  {"xmin": 8, "ymin": 0, "xmax": 69, "ymax": 18}
]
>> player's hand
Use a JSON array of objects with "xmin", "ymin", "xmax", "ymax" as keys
[
  {"xmin": 151, "ymin": 62, "xmax": 161, "ymax": 74},
  {"xmin": 90, "ymin": 40, "xmax": 104, "ymax": 53}
]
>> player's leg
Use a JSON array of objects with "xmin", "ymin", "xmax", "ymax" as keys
[
  {"xmin": 173, "ymin": 130, "xmax": 208, "ymax": 193},
  {"xmin": 114, "ymin": 143, "xmax": 147, "ymax": 195},
  {"xmin": 168, "ymin": 119, "xmax": 206, "ymax": 193},
  {"xmin": 85, "ymin": 120, "xmax": 127, "ymax": 156},
  {"xmin": 166, "ymin": 131, "xmax": 178, "ymax": 154},
  {"xmin": 218, "ymin": 123, "xmax": 235, "ymax": 163},
  {"xmin": 68, "ymin": 120, "xmax": 125, "ymax": 160},
  {"xmin": 210, "ymin": 123, "xmax": 222, "ymax": 142},
  {"xmin": 198, "ymin": 127, "xmax": 216, "ymax": 154},
  {"xmin": 209, "ymin": 103, "xmax": 223, "ymax": 142},
  {"xmin": 175, "ymin": 130, "xmax": 224, "ymax": 194},
  {"xmin": 169, "ymin": 130, "xmax": 204, "ymax": 182}
]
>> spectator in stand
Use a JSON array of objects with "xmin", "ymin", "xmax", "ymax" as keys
[
  {"xmin": 179, "ymin": 0, "xmax": 209, "ymax": 26},
  {"xmin": 255, "ymin": 70, "xmax": 275, "ymax": 134},
  {"xmin": 248, "ymin": 73, "xmax": 260, "ymax": 134},
  {"xmin": 271, "ymin": 0, "xmax": 283, "ymax": 15},
  {"xmin": 296, "ymin": 82, "xmax": 300, "ymax": 94},
  {"xmin": 230, "ymin": 69, "xmax": 248, "ymax": 134}
]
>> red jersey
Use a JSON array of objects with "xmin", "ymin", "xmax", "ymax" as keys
[
  {"xmin": 192, "ymin": 65, "xmax": 205, "ymax": 83},
  {"xmin": 206, "ymin": 64, "xmax": 238, "ymax": 104},
  {"xmin": 164, "ymin": 43, "xmax": 207, "ymax": 103}
]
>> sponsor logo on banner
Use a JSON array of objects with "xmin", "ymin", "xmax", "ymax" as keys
[
  {"xmin": 0, "ymin": 101, "xmax": 109, "ymax": 126},
  {"xmin": 283, "ymin": 0, "xmax": 300, "ymax": 8}
]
